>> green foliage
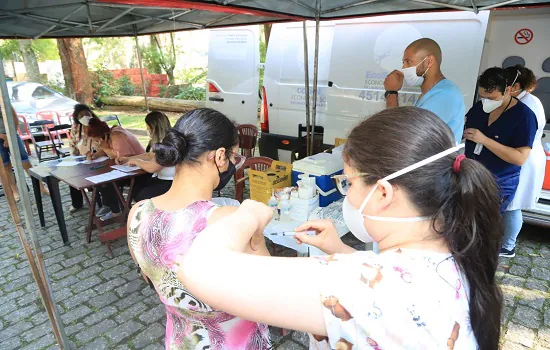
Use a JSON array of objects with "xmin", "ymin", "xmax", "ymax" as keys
[
  {"xmin": 175, "ymin": 86, "xmax": 206, "ymax": 101},
  {"xmin": 178, "ymin": 68, "xmax": 207, "ymax": 85},
  {"xmin": 45, "ymin": 77, "xmax": 66, "ymax": 95},
  {"xmin": 141, "ymin": 45, "xmax": 163, "ymax": 74},
  {"xmin": 0, "ymin": 39, "xmax": 58, "ymax": 61},
  {"xmin": 91, "ymin": 65, "xmax": 119, "ymax": 99},
  {"xmin": 32, "ymin": 39, "xmax": 59, "ymax": 61},
  {"xmin": 117, "ymin": 75, "xmax": 136, "ymax": 96},
  {"xmin": 0, "ymin": 40, "xmax": 19, "ymax": 59}
]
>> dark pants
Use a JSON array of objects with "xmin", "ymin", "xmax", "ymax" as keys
[
  {"xmin": 70, "ymin": 186, "xmax": 103, "ymax": 209},
  {"xmin": 133, "ymin": 177, "xmax": 173, "ymax": 202},
  {"xmin": 100, "ymin": 174, "xmax": 152, "ymax": 213}
]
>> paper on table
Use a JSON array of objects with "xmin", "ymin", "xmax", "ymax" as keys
[
  {"xmin": 111, "ymin": 164, "xmax": 141, "ymax": 173},
  {"xmin": 56, "ymin": 161, "xmax": 81, "ymax": 167},
  {"xmin": 85, "ymin": 170, "xmax": 132, "ymax": 184},
  {"xmin": 82, "ymin": 156, "xmax": 110, "ymax": 164}
]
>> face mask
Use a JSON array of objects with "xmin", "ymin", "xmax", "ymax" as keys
[
  {"xmin": 214, "ymin": 158, "xmax": 236, "ymax": 192},
  {"xmin": 481, "ymin": 70, "xmax": 520, "ymax": 114},
  {"xmin": 342, "ymin": 143, "xmax": 465, "ymax": 243},
  {"xmin": 481, "ymin": 97, "xmax": 504, "ymax": 113},
  {"xmin": 517, "ymin": 90, "xmax": 527, "ymax": 100},
  {"xmin": 80, "ymin": 115, "xmax": 92, "ymax": 126},
  {"xmin": 401, "ymin": 57, "xmax": 428, "ymax": 87}
]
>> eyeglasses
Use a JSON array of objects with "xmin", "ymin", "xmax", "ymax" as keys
[
  {"xmin": 331, "ymin": 173, "xmax": 369, "ymax": 195},
  {"xmin": 227, "ymin": 150, "xmax": 246, "ymax": 169}
]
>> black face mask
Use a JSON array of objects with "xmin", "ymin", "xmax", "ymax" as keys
[{"xmin": 214, "ymin": 159, "xmax": 236, "ymax": 192}]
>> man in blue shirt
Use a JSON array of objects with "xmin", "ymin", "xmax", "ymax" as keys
[
  {"xmin": 464, "ymin": 67, "xmax": 537, "ymax": 258},
  {"xmin": 384, "ymin": 38, "xmax": 465, "ymax": 144}
]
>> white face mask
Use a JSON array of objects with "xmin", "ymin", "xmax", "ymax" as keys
[
  {"xmin": 481, "ymin": 70, "xmax": 520, "ymax": 114},
  {"xmin": 401, "ymin": 57, "xmax": 428, "ymax": 87},
  {"xmin": 481, "ymin": 97, "xmax": 504, "ymax": 113},
  {"xmin": 342, "ymin": 143, "xmax": 466, "ymax": 243},
  {"xmin": 80, "ymin": 115, "xmax": 92, "ymax": 126}
]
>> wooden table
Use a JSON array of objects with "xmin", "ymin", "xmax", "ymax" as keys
[{"xmin": 29, "ymin": 158, "xmax": 145, "ymax": 246}]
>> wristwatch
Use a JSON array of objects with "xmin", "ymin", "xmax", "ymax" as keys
[{"xmin": 384, "ymin": 91, "xmax": 398, "ymax": 99}]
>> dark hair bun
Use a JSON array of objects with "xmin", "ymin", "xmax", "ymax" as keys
[{"xmin": 154, "ymin": 128, "xmax": 188, "ymax": 167}]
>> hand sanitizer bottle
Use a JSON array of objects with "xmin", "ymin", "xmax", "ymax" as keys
[{"xmin": 268, "ymin": 189, "xmax": 279, "ymax": 220}]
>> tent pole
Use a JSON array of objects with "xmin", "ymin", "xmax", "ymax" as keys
[
  {"xmin": 134, "ymin": 27, "xmax": 149, "ymax": 113},
  {"xmin": 302, "ymin": 21, "xmax": 311, "ymax": 157},
  {"xmin": 0, "ymin": 56, "xmax": 69, "ymax": 349},
  {"xmin": 310, "ymin": 3, "xmax": 320, "ymax": 156}
]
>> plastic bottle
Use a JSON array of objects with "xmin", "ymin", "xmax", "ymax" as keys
[
  {"xmin": 279, "ymin": 195, "xmax": 291, "ymax": 220},
  {"xmin": 268, "ymin": 189, "xmax": 279, "ymax": 220}
]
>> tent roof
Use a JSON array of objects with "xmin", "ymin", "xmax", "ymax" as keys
[{"xmin": 1, "ymin": 0, "xmax": 549, "ymax": 39}]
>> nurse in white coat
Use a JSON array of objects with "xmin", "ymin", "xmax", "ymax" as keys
[{"xmin": 502, "ymin": 65, "xmax": 546, "ymax": 256}]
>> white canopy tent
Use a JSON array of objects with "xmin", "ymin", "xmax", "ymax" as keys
[{"xmin": 1, "ymin": 1, "xmax": 549, "ymax": 349}]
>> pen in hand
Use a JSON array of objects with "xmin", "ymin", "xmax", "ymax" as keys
[{"xmin": 269, "ymin": 230, "xmax": 316, "ymax": 237}]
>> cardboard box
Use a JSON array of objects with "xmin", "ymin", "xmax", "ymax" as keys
[
  {"xmin": 290, "ymin": 195, "xmax": 319, "ymax": 221},
  {"xmin": 249, "ymin": 161, "xmax": 292, "ymax": 204}
]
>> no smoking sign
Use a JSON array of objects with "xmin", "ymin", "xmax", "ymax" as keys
[{"xmin": 515, "ymin": 28, "xmax": 534, "ymax": 45}]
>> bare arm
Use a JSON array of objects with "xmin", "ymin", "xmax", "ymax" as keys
[
  {"xmin": 385, "ymin": 94, "xmax": 399, "ymax": 108},
  {"xmin": 208, "ymin": 205, "xmax": 270, "ymax": 257},
  {"xmin": 178, "ymin": 201, "xmax": 326, "ymax": 335},
  {"xmin": 483, "ymin": 140, "xmax": 531, "ymax": 166},
  {"xmin": 464, "ymin": 128, "xmax": 531, "ymax": 166},
  {"xmin": 127, "ymin": 159, "xmax": 163, "ymax": 174}
]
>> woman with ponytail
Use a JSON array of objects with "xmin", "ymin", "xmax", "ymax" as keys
[{"xmin": 175, "ymin": 106, "xmax": 503, "ymax": 349}]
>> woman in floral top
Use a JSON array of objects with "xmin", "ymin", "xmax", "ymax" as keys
[
  {"xmin": 176, "ymin": 107, "xmax": 503, "ymax": 350},
  {"xmin": 127, "ymin": 108, "xmax": 271, "ymax": 349}
]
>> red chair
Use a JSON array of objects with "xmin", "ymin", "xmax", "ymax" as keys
[
  {"xmin": 36, "ymin": 111, "xmax": 71, "ymax": 140},
  {"xmin": 234, "ymin": 156, "xmax": 273, "ymax": 203},
  {"xmin": 17, "ymin": 115, "xmax": 33, "ymax": 155},
  {"xmin": 237, "ymin": 124, "xmax": 258, "ymax": 158}
]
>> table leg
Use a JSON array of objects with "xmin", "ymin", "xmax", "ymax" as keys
[
  {"xmin": 31, "ymin": 177, "xmax": 45, "ymax": 228},
  {"xmin": 82, "ymin": 188, "xmax": 98, "ymax": 243},
  {"xmin": 46, "ymin": 177, "xmax": 69, "ymax": 245}
]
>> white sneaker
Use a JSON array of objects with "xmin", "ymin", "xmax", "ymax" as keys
[
  {"xmin": 100, "ymin": 211, "xmax": 121, "ymax": 222},
  {"xmin": 95, "ymin": 206, "xmax": 111, "ymax": 217},
  {"xmin": 68, "ymin": 205, "xmax": 81, "ymax": 214}
]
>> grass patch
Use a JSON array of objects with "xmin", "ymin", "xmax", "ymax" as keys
[{"xmin": 96, "ymin": 110, "xmax": 180, "ymax": 131}]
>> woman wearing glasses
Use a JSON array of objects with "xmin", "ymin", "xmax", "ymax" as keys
[
  {"xmin": 126, "ymin": 108, "xmax": 271, "ymax": 350},
  {"xmin": 175, "ymin": 107, "xmax": 503, "ymax": 349}
]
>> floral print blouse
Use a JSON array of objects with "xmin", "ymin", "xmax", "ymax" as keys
[
  {"xmin": 128, "ymin": 200, "xmax": 271, "ymax": 350},
  {"xmin": 311, "ymin": 249, "xmax": 476, "ymax": 349}
]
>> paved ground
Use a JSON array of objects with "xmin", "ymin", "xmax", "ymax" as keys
[{"xmin": 1, "ymin": 158, "xmax": 550, "ymax": 349}]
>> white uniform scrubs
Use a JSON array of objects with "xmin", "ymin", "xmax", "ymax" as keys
[{"xmin": 507, "ymin": 91, "xmax": 547, "ymax": 210}]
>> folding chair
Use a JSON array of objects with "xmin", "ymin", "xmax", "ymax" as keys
[
  {"xmin": 29, "ymin": 120, "xmax": 61, "ymax": 162},
  {"xmin": 100, "ymin": 115, "xmax": 122, "ymax": 126},
  {"xmin": 17, "ymin": 115, "xmax": 33, "ymax": 155},
  {"xmin": 237, "ymin": 124, "xmax": 258, "ymax": 158},
  {"xmin": 47, "ymin": 124, "xmax": 72, "ymax": 158}
]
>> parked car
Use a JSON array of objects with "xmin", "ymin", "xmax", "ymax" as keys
[{"xmin": 8, "ymin": 81, "xmax": 77, "ymax": 126}]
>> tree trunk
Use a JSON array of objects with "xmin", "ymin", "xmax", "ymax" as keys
[
  {"xmin": 165, "ymin": 68, "xmax": 175, "ymax": 85},
  {"xmin": 57, "ymin": 39, "xmax": 75, "ymax": 100},
  {"xmin": 102, "ymin": 95, "xmax": 204, "ymax": 112},
  {"xmin": 56, "ymin": 38, "xmax": 93, "ymax": 105},
  {"xmin": 264, "ymin": 24, "xmax": 272, "ymax": 48},
  {"xmin": 18, "ymin": 40, "xmax": 42, "ymax": 83}
]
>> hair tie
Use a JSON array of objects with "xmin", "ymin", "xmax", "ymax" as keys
[{"xmin": 453, "ymin": 154, "xmax": 466, "ymax": 173}]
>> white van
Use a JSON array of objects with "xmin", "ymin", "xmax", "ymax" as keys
[{"xmin": 207, "ymin": 9, "xmax": 550, "ymax": 225}]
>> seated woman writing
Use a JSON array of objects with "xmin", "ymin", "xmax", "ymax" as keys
[
  {"xmin": 116, "ymin": 111, "xmax": 174, "ymax": 202},
  {"xmin": 87, "ymin": 118, "xmax": 145, "ymax": 221},
  {"xmin": 127, "ymin": 108, "xmax": 271, "ymax": 349}
]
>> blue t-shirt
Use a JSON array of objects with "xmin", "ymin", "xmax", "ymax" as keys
[
  {"xmin": 416, "ymin": 79, "xmax": 465, "ymax": 145},
  {"xmin": 465, "ymin": 100, "xmax": 537, "ymax": 180}
]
